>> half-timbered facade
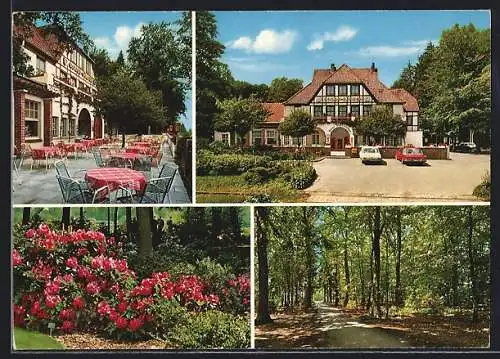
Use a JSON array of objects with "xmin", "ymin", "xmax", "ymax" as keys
[
  {"xmin": 12, "ymin": 25, "xmax": 104, "ymax": 151},
  {"xmin": 215, "ymin": 63, "xmax": 422, "ymax": 153}
]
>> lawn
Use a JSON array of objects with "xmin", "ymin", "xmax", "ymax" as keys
[
  {"xmin": 196, "ymin": 175, "xmax": 308, "ymax": 203},
  {"xmin": 13, "ymin": 328, "xmax": 65, "ymax": 350}
]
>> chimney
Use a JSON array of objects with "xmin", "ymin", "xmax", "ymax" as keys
[
  {"xmin": 370, "ymin": 62, "xmax": 377, "ymax": 72},
  {"xmin": 330, "ymin": 63, "xmax": 336, "ymax": 71}
]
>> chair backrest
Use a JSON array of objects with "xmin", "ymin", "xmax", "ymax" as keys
[
  {"xmin": 142, "ymin": 168, "xmax": 177, "ymax": 204},
  {"xmin": 159, "ymin": 163, "xmax": 176, "ymax": 178},
  {"xmin": 133, "ymin": 156, "xmax": 153, "ymax": 172},
  {"xmin": 92, "ymin": 150, "xmax": 104, "ymax": 167},
  {"xmin": 56, "ymin": 175, "xmax": 87, "ymax": 203},
  {"xmin": 54, "ymin": 160, "xmax": 70, "ymax": 178}
]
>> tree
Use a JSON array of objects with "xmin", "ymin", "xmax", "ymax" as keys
[
  {"xmin": 22, "ymin": 208, "xmax": 31, "ymax": 225},
  {"xmin": 116, "ymin": 50, "xmax": 125, "ymax": 66},
  {"xmin": 127, "ymin": 17, "xmax": 191, "ymax": 123},
  {"xmin": 255, "ymin": 207, "xmax": 273, "ymax": 325},
  {"xmin": 136, "ymin": 208, "xmax": 153, "ymax": 258},
  {"xmin": 214, "ymin": 97, "xmax": 269, "ymax": 146},
  {"xmin": 392, "ymin": 61, "xmax": 415, "ymax": 93},
  {"xmin": 267, "ymin": 77, "xmax": 303, "ymax": 103},
  {"xmin": 354, "ymin": 105, "xmax": 406, "ymax": 145},
  {"xmin": 61, "ymin": 207, "xmax": 71, "ymax": 229},
  {"xmin": 95, "ymin": 71, "xmax": 165, "ymax": 147},
  {"xmin": 195, "ymin": 11, "xmax": 234, "ymax": 142},
  {"xmin": 278, "ymin": 109, "xmax": 315, "ymax": 148},
  {"xmin": 231, "ymin": 80, "xmax": 269, "ymax": 101}
]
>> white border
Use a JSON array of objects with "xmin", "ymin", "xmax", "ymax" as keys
[
  {"xmin": 250, "ymin": 205, "xmax": 255, "ymax": 349},
  {"xmin": 191, "ymin": 11, "xmax": 197, "ymax": 204}
]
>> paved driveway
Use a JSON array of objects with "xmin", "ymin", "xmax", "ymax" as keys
[{"xmin": 305, "ymin": 153, "xmax": 490, "ymax": 203}]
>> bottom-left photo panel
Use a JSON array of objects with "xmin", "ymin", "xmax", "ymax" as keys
[{"xmin": 11, "ymin": 206, "xmax": 251, "ymax": 350}]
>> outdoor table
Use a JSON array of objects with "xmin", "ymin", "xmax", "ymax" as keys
[
  {"xmin": 85, "ymin": 167, "xmax": 147, "ymax": 194},
  {"xmin": 32, "ymin": 146, "xmax": 58, "ymax": 158},
  {"xmin": 126, "ymin": 146, "xmax": 152, "ymax": 155},
  {"xmin": 111, "ymin": 152, "xmax": 145, "ymax": 161},
  {"xmin": 82, "ymin": 139, "xmax": 95, "ymax": 148}
]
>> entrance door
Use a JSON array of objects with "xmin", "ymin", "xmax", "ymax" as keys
[{"xmin": 336, "ymin": 138, "xmax": 343, "ymax": 149}]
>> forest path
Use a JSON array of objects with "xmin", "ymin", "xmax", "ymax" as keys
[
  {"xmin": 255, "ymin": 301, "xmax": 410, "ymax": 349},
  {"xmin": 310, "ymin": 302, "xmax": 410, "ymax": 348}
]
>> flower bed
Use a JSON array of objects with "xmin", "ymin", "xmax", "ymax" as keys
[{"xmin": 13, "ymin": 224, "xmax": 250, "ymax": 347}]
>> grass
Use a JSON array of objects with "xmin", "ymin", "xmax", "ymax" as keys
[
  {"xmin": 13, "ymin": 327, "xmax": 65, "ymax": 350},
  {"xmin": 196, "ymin": 175, "xmax": 308, "ymax": 203}
]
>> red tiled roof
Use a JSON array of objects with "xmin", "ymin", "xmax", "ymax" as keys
[
  {"xmin": 14, "ymin": 24, "xmax": 65, "ymax": 62},
  {"xmin": 390, "ymin": 88, "xmax": 420, "ymax": 112},
  {"xmin": 262, "ymin": 102, "xmax": 285, "ymax": 123},
  {"xmin": 284, "ymin": 64, "xmax": 413, "ymax": 107}
]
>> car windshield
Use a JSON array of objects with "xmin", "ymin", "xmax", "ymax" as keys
[
  {"xmin": 405, "ymin": 148, "xmax": 422, "ymax": 154},
  {"xmin": 363, "ymin": 148, "xmax": 378, "ymax": 153}
]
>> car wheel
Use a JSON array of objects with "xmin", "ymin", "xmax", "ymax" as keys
[{"xmin": 402, "ymin": 160, "xmax": 406, "ymax": 165}]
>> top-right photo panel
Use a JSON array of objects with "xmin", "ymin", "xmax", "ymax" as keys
[{"xmin": 195, "ymin": 10, "xmax": 491, "ymax": 204}]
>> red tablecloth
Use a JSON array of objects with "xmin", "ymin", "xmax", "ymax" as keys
[
  {"xmin": 85, "ymin": 168, "xmax": 147, "ymax": 192},
  {"xmin": 110, "ymin": 153, "xmax": 145, "ymax": 161},
  {"xmin": 64, "ymin": 143, "xmax": 86, "ymax": 152},
  {"xmin": 32, "ymin": 147, "xmax": 58, "ymax": 158},
  {"xmin": 126, "ymin": 146, "xmax": 152, "ymax": 155}
]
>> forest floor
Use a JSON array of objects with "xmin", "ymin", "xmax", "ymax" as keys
[{"xmin": 255, "ymin": 302, "xmax": 489, "ymax": 349}]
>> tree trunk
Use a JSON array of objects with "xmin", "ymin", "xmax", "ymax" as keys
[
  {"xmin": 62, "ymin": 207, "xmax": 71, "ymax": 229},
  {"xmin": 114, "ymin": 207, "xmax": 118, "ymax": 234},
  {"xmin": 303, "ymin": 208, "xmax": 314, "ymax": 311},
  {"xmin": 255, "ymin": 207, "xmax": 273, "ymax": 324},
  {"xmin": 467, "ymin": 207, "xmax": 479, "ymax": 322},
  {"xmin": 385, "ymin": 236, "xmax": 390, "ymax": 319},
  {"xmin": 79, "ymin": 207, "xmax": 85, "ymax": 226},
  {"xmin": 136, "ymin": 207, "xmax": 153, "ymax": 258},
  {"xmin": 121, "ymin": 131, "xmax": 126, "ymax": 148},
  {"xmin": 373, "ymin": 207, "xmax": 382, "ymax": 317},
  {"xmin": 126, "ymin": 207, "xmax": 132, "ymax": 242},
  {"xmin": 343, "ymin": 211, "xmax": 350, "ymax": 307},
  {"xmin": 334, "ymin": 264, "xmax": 340, "ymax": 307},
  {"xmin": 107, "ymin": 207, "xmax": 111, "ymax": 234},
  {"xmin": 22, "ymin": 208, "xmax": 31, "ymax": 225},
  {"xmin": 395, "ymin": 207, "xmax": 403, "ymax": 307}
]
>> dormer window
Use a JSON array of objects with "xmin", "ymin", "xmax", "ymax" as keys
[{"xmin": 338, "ymin": 85, "xmax": 348, "ymax": 96}]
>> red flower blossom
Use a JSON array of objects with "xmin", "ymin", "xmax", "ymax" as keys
[
  {"xmin": 45, "ymin": 294, "xmax": 61, "ymax": 309},
  {"xmin": 12, "ymin": 249, "xmax": 23, "ymax": 267},
  {"xmin": 117, "ymin": 301, "xmax": 128, "ymax": 313},
  {"xmin": 85, "ymin": 281, "xmax": 100, "ymax": 295},
  {"xmin": 59, "ymin": 308, "xmax": 76, "ymax": 321},
  {"xmin": 76, "ymin": 247, "xmax": 89, "ymax": 257},
  {"xmin": 97, "ymin": 300, "xmax": 112, "ymax": 317},
  {"xmin": 66, "ymin": 257, "xmax": 78, "ymax": 269},
  {"xmin": 25, "ymin": 228, "xmax": 36, "ymax": 238},
  {"xmin": 63, "ymin": 273, "xmax": 74, "ymax": 283},
  {"xmin": 44, "ymin": 281, "xmax": 60, "ymax": 296},
  {"xmin": 115, "ymin": 317, "xmax": 128, "ymax": 329},
  {"xmin": 128, "ymin": 317, "xmax": 144, "ymax": 331},
  {"xmin": 72, "ymin": 296, "xmax": 85, "ymax": 310},
  {"xmin": 61, "ymin": 320, "xmax": 75, "ymax": 333}
]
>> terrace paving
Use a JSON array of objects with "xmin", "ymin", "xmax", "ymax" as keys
[{"xmin": 12, "ymin": 146, "xmax": 191, "ymax": 205}]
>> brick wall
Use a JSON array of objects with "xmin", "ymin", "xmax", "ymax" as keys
[
  {"xmin": 43, "ymin": 99, "xmax": 52, "ymax": 146},
  {"xmin": 13, "ymin": 91, "xmax": 26, "ymax": 154}
]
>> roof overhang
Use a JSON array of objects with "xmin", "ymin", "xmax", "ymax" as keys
[{"xmin": 13, "ymin": 75, "xmax": 59, "ymax": 98}]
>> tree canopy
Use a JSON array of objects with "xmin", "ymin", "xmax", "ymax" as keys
[
  {"xmin": 353, "ymin": 105, "xmax": 406, "ymax": 144},
  {"xmin": 267, "ymin": 77, "xmax": 303, "ymax": 103},
  {"xmin": 278, "ymin": 109, "xmax": 316, "ymax": 144}
]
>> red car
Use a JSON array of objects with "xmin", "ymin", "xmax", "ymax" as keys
[{"xmin": 395, "ymin": 147, "xmax": 427, "ymax": 165}]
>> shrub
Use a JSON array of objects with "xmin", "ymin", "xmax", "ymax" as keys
[
  {"xmin": 287, "ymin": 164, "xmax": 317, "ymax": 189},
  {"xmin": 473, "ymin": 172, "xmax": 490, "ymax": 201},
  {"xmin": 208, "ymin": 141, "xmax": 230, "ymax": 154},
  {"xmin": 243, "ymin": 167, "xmax": 271, "ymax": 184},
  {"xmin": 244, "ymin": 194, "xmax": 274, "ymax": 203},
  {"xmin": 167, "ymin": 310, "xmax": 250, "ymax": 349},
  {"xmin": 12, "ymin": 224, "xmax": 248, "ymax": 344}
]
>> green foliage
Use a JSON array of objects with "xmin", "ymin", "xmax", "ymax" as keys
[
  {"xmin": 286, "ymin": 165, "xmax": 317, "ymax": 190},
  {"xmin": 278, "ymin": 109, "xmax": 316, "ymax": 141},
  {"xmin": 214, "ymin": 97, "xmax": 270, "ymax": 143},
  {"xmin": 267, "ymin": 77, "xmax": 304, "ymax": 102},
  {"xmin": 208, "ymin": 140, "xmax": 230, "ymax": 154},
  {"xmin": 243, "ymin": 167, "xmax": 272, "ymax": 184},
  {"xmin": 167, "ymin": 311, "xmax": 250, "ymax": 349},
  {"xmin": 95, "ymin": 71, "xmax": 165, "ymax": 134},
  {"xmin": 197, "ymin": 150, "xmax": 272, "ymax": 175},
  {"xmin": 392, "ymin": 61, "xmax": 416, "ymax": 93},
  {"xmin": 473, "ymin": 171, "xmax": 490, "ymax": 201},
  {"xmin": 353, "ymin": 105, "xmax": 406, "ymax": 142}
]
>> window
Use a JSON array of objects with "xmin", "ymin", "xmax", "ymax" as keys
[
  {"xmin": 292, "ymin": 136, "xmax": 304, "ymax": 146},
  {"xmin": 326, "ymin": 85, "xmax": 335, "ymax": 96},
  {"xmin": 71, "ymin": 51, "xmax": 77, "ymax": 63},
  {"xmin": 24, "ymin": 100, "xmax": 41, "ymax": 137},
  {"xmin": 36, "ymin": 57, "xmax": 46, "ymax": 74},
  {"xmin": 252, "ymin": 129, "xmax": 262, "ymax": 145},
  {"xmin": 86, "ymin": 60, "xmax": 92, "ymax": 75},
  {"xmin": 266, "ymin": 129, "xmax": 277, "ymax": 145},
  {"xmin": 60, "ymin": 70, "xmax": 67, "ymax": 81},
  {"xmin": 326, "ymin": 105, "xmax": 335, "ymax": 116},
  {"xmin": 350, "ymin": 85, "xmax": 360, "ymax": 95},
  {"xmin": 314, "ymin": 105, "xmax": 323, "ymax": 117},
  {"xmin": 61, "ymin": 117, "xmax": 68, "ymax": 137},
  {"xmin": 338, "ymin": 85, "xmax": 348, "ymax": 96},
  {"xmin": 282, "ymin": 135, "xmax": 290, "ymax": 146},
  {"xmin": 338, "ymin": 105, "xmax": 347, "ymax": 117},
  {"xmin": 221, "ymin": 133, "xmax": 230, "ymax": 145},
  {"xmin": 52, "ymin": 116, "xmax": 59, "ymax": 137},
  {"xmin": 363, "ymin": 105, "xmax": 372, "ymax": 116},
  {"xmin": 69, "ymin": 77, "xmax": 77, "ymax": 87},
  {"xmin": 406, "ymin": 114, "xmax": 418, "ymax": 131},
  {"xmin": 312, "ymin": 131, "xmax": 321, "ymax": 146},
  {"xmin": 350, "ymin": 105, "xmax": 360, "ymax": 117},
  {"xmin": 69, "ymin": 118, "xmax": 75, "ymax": 136}
]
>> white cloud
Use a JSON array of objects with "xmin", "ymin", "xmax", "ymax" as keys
[
  {"xmin": 225, "ymin": 56, "xmax": 297, "ymax": 73},
  {"xmin": 356, "ymin": 45, "xmax": 423, "ymax": 57},
  {"xmin": 307, "ymin": 25, "xmax": 358, "ymax": 51},
  {"xmin": 93, "ymin": 22, "xmax": 144, "ymax": 59},
  {"xmin": 226, "ymin": 29, "xmax": 297, "ymax": 54}
]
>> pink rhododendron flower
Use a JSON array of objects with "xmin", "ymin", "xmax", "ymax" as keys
[
  {"xmin": 45, "ymin": 294, "xmax": 61, "ymax": 309},
  {"xmin": 66, "ymin": 257, "xmax": 78, "ymax": 269},
  {"xmin": 128, "ymin": 317, "xmax": 144, "ymax": 331},
  {"xmin": 72, "ymin": 296, "xmax": 85, "ymax": 310},
  {"xmin": 115, "ymin": 317, "xmax": 128, "ymax": 329},
  {"xmin": 12, "ymin": 249, "xmax": 23, "ymax": 267},
  {"xmin": 25, "ymin": 228, "xmax": 36, "ymax": 238},
  {"xmin": 85, "ymin": 281, "xmax": 100, "ymax": 295}
]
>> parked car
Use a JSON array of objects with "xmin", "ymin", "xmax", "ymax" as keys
[
  {"xmin": 451, "ymin": 142, "xmax": 477, "ymax": 153},
  {"xmin": 359, "ymin": 146, "xmax": 383, "ymax": 164},
  {"xmin": 396, "ymin": 147, "xmax": 427, "ymax": 165}
]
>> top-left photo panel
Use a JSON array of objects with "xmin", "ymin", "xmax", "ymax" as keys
[{"xmin": 11, "ymin": 11, "xmax": 193, "ymax": 205}]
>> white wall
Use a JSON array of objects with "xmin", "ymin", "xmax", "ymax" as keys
[{"xmin": 405, "ymin": 131, "xmax": 423, "ymax": 147}]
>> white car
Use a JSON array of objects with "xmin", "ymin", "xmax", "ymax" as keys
[{"xmin": 359, "ymin": 146, "xmax": 383, "ymax": 164}]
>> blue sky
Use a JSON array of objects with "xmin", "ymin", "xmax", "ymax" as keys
[
  {"xmin": 78, "ymin": 11, "xmax": 192, "ymax": 129},
  {"xmin": 216, "ymin": 10, "xmax": 490, "ymax": 87}
]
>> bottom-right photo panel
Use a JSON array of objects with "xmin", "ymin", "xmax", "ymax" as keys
[{"xmin": 254, "ymin": 205, "xmax": 490, "ymax": 349}]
